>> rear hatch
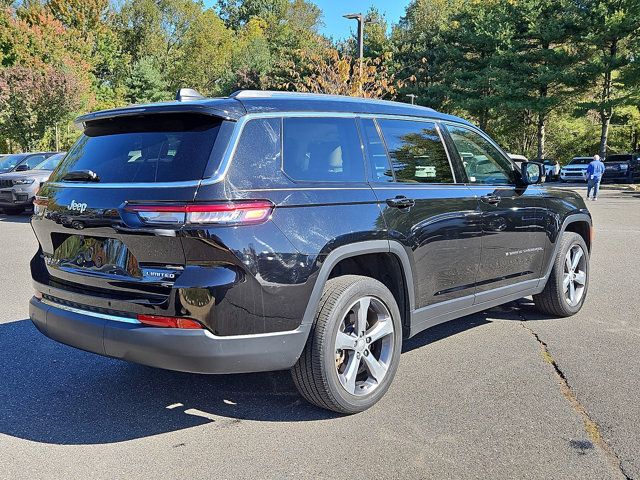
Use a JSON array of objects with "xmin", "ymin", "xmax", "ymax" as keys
[{"xmin": 31, "ymin": 112, "xmax": 228, "ymax": 315}]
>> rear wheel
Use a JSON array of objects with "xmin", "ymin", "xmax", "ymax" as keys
[
  {"xmin": 533, "ymin": 232, "xmax": 589, "ymax": 317},
  {"xmin": 291, "ymin": 275, "xmax": 402, "ymax": 414}
]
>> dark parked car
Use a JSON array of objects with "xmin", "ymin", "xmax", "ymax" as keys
[
  {"xmin": 602, "ymin": 153, "xmax": 640, "ymax": 183},
  {"xmin": 0, "ymin": 152, "xmax": 58, "ymax": 174},
  {"xmin": 29, "ymin": 90, "xmax": 592, "ymax": 413}
]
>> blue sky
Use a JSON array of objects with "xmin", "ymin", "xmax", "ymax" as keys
[
  {"xmin": 204, "ymin": 1, "xmax": 411, "ymax": 40},
  {"xmin": 310, "ymin": 1, "xmax": 411, "ymax": 40}
]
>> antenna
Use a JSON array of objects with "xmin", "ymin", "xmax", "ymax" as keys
[{"xmin": 176, "ymin": 88, "xmax": 205, "ymax": 102}]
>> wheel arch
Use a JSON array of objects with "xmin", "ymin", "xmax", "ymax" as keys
[
  {"xmin": 540, "ymin": 213, "xmax": 592, "ymax": 286},
  {"xmin": 300, "ymin": 241, "xmax": 415, "ymax": 337}
]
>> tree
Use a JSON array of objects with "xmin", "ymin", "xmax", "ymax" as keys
[
  {"xmin": 0, "ymin": 65, "xmax": 80, "ymax": 150},
  {"xmin": 502, "ymin": 0, "xmax": 584, "ymax": 160},
  {"xmin": 439, "ymin": 0, "xmax": 517, "ymax": 131},
  {"xmin": 576, "ymin": 0, "xmax": 640, "ymax": 157},
  {"xmin": 125, "ymin": 57, "xmax": 170, "ymax": 104},
  {"xmin": 284, "ymin": 47, "xmax": 398, "ymax": 99},
  {"xmin": 391, "ymin": 0, "xmax": 463, "ymax": 110}
]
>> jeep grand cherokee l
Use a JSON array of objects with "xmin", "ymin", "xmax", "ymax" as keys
[{"xmin": 29, "ymin": 90, "xmax": 592, "ymax": 413}]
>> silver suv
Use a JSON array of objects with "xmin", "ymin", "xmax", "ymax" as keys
[{"xmin": 0, "ymin": 152, "xmax": 65, "ymax": 214}]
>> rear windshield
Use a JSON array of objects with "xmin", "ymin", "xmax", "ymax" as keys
[
  {"xmin": 51, "ymin": 114, "xmax": 222, "ymax": 183},
  {"xmin": 569, "ymin": 158, "xmax": 590, "ymax": 165},
  {"xmin": 605, "ymin": 154, "xmax": 632, "ymax": 163}
]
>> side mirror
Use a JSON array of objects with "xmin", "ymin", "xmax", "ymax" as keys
[
  {"xmin": 521, "ymin": 161, "xmax": 545, "ymax": 185},
  {"xmin": 14, "ymin": 164, "xmax": 29, "ymax": 172}
]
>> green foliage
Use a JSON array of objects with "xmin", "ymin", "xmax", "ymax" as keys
[
  {"xmin": 125, "ymin": 57, "xmax": 171, "ymax": 104},
  {"xmin": 0, "ymin": 0, "xmax": 639, "ymax": 157},
  {"xmin": 0, "ymin": 65, "xmax": 81, "ymax": 150}
]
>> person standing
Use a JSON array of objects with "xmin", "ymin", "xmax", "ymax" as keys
[{"xmin": 586, "ymin": 154, "xmax": 605, "ymax": 200}]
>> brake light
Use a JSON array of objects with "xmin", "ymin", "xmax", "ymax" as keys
[
  {"xmin": 124, "ymin": 201, "xmax": 274, "ymax": 225},
  {"xmin": 137, "ymin": 314, "xmax": 203, "ymax": 329}
]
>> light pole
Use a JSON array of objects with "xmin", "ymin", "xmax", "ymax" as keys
[{"xmin": 343, "ymin": 13, "xmax": 364, "ymax": 88}]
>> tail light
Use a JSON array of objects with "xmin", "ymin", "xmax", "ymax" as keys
[
  {"xmin": 124, "ymin": 200, "xmax": 274, "ymax": 226},
  {"xmin": 137, "ymin": 314, "xmax": 203, "ymax": 329}
]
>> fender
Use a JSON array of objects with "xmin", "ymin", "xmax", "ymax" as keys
[
  {"xmin": 537, "ymin": 212, "xmax": 592, "ymax": 288},
  {"xmin": 300, "ymin": 240, "xmax": 415, "ymax": 328}
]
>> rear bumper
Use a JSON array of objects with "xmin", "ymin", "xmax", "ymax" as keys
[{"xmin": 30, "ymin": 297, "xmax": 309, "ymax": 374}]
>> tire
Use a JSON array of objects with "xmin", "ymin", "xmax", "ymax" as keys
[
  {"xmin": 533, "ymin": 232, "xmax": 589, "ymax": 317},
  {"xmin": 291, "ymin": 275, "xmax": 402, "ymax": 414}
]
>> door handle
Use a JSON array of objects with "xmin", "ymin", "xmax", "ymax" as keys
[
  {"xmin": 480, "ymin": 194, "xmax": 501, "ymax": 205},
  {"xmin": 386, "ymin": 196, "xmax": 415, "ymax": 209}
]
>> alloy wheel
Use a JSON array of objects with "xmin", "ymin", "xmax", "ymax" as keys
[
  {"xmin": 334, "ymin": 296, "xmax": 395, "ymax": 396},
  {"xmin": 563, "ymin": 245, "xmax": 587, "ymax": 307}
]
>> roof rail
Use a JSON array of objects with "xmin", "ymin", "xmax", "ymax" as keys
[{"xmin": 176, "ymin": 88, "xmax": 205, "ymax": 102}]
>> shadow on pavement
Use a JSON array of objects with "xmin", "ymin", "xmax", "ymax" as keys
[
  {"xmin": 0, "ymin": 300, "xmax": 561, "ymax": 445},
  {"xmin": 0, "ymin": 319, "xmax": 334, "ymax": 445},
  {"xmin": 0, "ymin": 212, "xmax": 32, "ymax": 223}
]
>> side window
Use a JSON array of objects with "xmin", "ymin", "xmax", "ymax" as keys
[
  {"xmin": 282, "ymin": 117, "xmax": 365, "ymax": 182},
  {"xmin": 361, "ymin": 119, "xmax": 393, "ymax": 182},
  {"xmin": 377, "ymin": 119, "xmax": 454, "ymax": 184},
  {"xmin": 24, "ymin": 155, "xmax": 46, "ymax": 169},
  {"xmin": 446, "ymin": 125, "xmax": 515, "ymax": 185}
]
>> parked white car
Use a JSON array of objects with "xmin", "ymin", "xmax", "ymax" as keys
[
  {"xmin": 542, "ymin": 159, "xmax": 560, "ymax": 180},
  {"xmin": 560, "ymin": 157, "xmax": 591, "ymax": 182}
]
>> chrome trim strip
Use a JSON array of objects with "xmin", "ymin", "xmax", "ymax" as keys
[{"xmin": 41, "ymin": 299, "xmax": 141, "ymax": 324}]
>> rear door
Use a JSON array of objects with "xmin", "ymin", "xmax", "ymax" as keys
[
  {"xmin": 443, "ymin": 123, "xmax": 547, "ymax": 300},
  {"xmin": 362, "ymin": 117, "xmax": 482, "ymax": 312},
  {"xmin": 31, "ymin": 113, "xmax": 226, "ymax": 314}
]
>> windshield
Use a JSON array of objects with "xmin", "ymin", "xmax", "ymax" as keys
[
  {"xmin": 51, "ymin": 114, "xmax": 222, "ymax": 184},
  {"xmin": 0, "ymin": 154, "xmax": 27, "ymax": 171},
  {"xmin": 569, "ymin": 158, "xmax": 590, "ymax": 165},
  {"xmin": 34, "ymin": 153, "xmax": 65, "ymax": 171},
  {"xmin": 543, "ymin": 160, "xmax": 555, "ymax": 165},
  {"xmin": 605, "ymin": 155, "xmax": 632, "ymax": 163}
]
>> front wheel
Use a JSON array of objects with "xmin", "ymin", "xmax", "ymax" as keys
[
  {"xmin": 533, "ymin": 232, "xmax": 589, "ymax": 317},
  {"xmin": 291, "ymin": 275, "xmax": 402, "ymax": 414}
]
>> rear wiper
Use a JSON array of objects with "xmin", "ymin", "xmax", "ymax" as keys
[{"xmin": 61, "ymin": 170, "xmax": 100, "ymax": 182}]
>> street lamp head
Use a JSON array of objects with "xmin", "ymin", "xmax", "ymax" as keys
[{"xmin": 343, "ymin": 13, "xmax": 363, "ymax": 20}]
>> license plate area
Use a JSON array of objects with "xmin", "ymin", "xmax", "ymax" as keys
[{"xmin": 48, "ymin": 235, "xmax": 142, "ymax": 279}]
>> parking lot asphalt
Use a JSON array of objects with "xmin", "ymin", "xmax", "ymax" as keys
[{"xmin": 0, "ymin": 183, "xmax": 638, "ymax": 479}]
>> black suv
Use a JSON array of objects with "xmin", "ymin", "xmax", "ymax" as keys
[
  {"xmin": 602, "ymin": 153, "xmax": 640, "ymax": 183},
  {"xmin": 29, "ymin": 90, "xmax": 592, "ymax": 413}
]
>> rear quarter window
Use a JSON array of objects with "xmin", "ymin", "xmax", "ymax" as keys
[{"xmin": 51, "ymin": 114, "xmax": 222, "ymax": 184}]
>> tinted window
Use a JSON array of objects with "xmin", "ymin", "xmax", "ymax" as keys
[
  {"xmin": 282, "ymin": 117, "xmax": 364, "ymax": 182},
  {"xmin": 0, "ymin": 154, "xmax": 26, "ymax": 171},
  {"xmin": 569, "ymin": 158, "xmax": 590, "ymax": 165},
  {"xmin": 22, "ymin": 154, "xmax": 47, "ymax": 170},
  {"xmin": 361, "ymin": 119, "xmax": 393, "ymax": 182},
  {"xmin": 51, "ymin": 114, "xmax": 221, "ymax": 183},
  {"xmin": 377, "ymin": 119, "xmax": 453, "ymax": 183},
  {"xmin": 35, "ymin": 153, "xmax": 65, "ymax": 171},
  {"xmin": 447, "ymin": 125, "xmax": 515, "ymax": 185},
  {"xmin": 605, "ymin": 155, "xmax": 632, "ymax": 163},
  {"xmin": 228, "ymin": 118, "xmax": 281, "ymax": 189}
]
